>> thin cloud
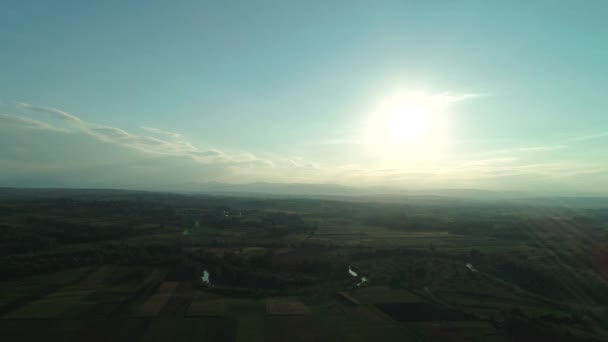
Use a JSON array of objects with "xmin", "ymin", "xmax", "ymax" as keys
[
  {"xmin": 90, "ymin": 126, "xmax": 132, "ymax": 140},
  {"xmin": 8, "ymin": 102, "xmax": 248, "ymax": 163},
  {"xmin": 455, "ymin": 157, "xmax": 516, "ymax": 168},
  {"xmin": 431, "ymin": 92, "xmax": 483, "ymax": 103},
  {"xmin": 279, "ymin": 157, "xmax": 320, "ymax": 169},
  {"xmin": 312, "ymin": 137, "xmax": 370, "ymax": 146},
  {"xmin": 12, "ymin": 102, "xmax": 283, "ymax": 169},
  {"xmin": 517, "ymin": 145, "xmax": 564, "ymax": 152},
  {"xmin": 565, "ymin": 131, "xmax": 608, "ymax": 143},
  {"xmin": 0, "ymin": 114, "xmax": 69, "ymax": 133},
  {"xmin": 474, "ymin": 131, "xmax": 607, "ymax": 161},
  {"xmin": 482, "ymin": 145, "xmax": 564, "ymax": 156},
  {"xmin": 141, "ymin": 126, "xmax": 182, "ymax": 138},
  {"xmin": 190, "ymin": 150, "xmax": 223, "ymax": 157},
  {"xmin": 16, "ymin": 102, "xmax": 85, "ymax": 126}
]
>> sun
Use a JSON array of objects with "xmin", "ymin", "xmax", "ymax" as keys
[
  {"xmin": 385, "ymin": 102, "xmax": 430, "ymax": 144},
  {"xmin": 367, "ymin": 91, "xmax": 448, "ymax": 162}
]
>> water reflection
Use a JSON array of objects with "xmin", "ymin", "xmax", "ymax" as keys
[
  {"xmin": 202, "ymin": 269, "xmax": 211, "ymax": 284},
  {"xmin": 348, "ymin": 266, "xmax": 369, "ymax": 286}
]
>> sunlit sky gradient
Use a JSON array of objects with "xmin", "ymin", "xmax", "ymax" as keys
[{"xmin": 1, "ymin": 1, "xmax": 607, "ymax": 194}]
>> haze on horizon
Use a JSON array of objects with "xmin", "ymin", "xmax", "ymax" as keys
[{"xmin": 1, "ymin": 1, "xmax": 607, "ymax": 195}]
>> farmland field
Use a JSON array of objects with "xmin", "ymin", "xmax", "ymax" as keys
[
  {"xmin": 136, "ymin": 282, "xmax": 179, "ymax": 317},
  {"xmin": 0, "ymin": 189, "xmax": 607, "ymax": 341},
  {"xmin": 266, "ymin": 297, "xmax": 311, "ymax": 315}
]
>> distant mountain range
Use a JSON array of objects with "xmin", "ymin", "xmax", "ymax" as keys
[
  {"xmin": 1, "ymin": 183, "xmax": 607, "ymax": 207},
  {"xmin": 164, "ymin": 181, "xmax": 531, "ymax": 200},
  {"xmin": 166, "ymin": 181, "xmax": 369, "ymax": 197}
]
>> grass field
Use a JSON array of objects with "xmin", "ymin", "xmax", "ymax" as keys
[
  {"xmin": 136, "ymin": 282, "xmax": 179, "ymax": 317},
  {"xmin": 6, "ymin": 287, "xmax": 93, "ymax": 318},
  {"xmin": 314, "ymin": 315, "xmax": 422, "ymax": 342},
  {"xmin": 186, "ymin": 292, "xmax": 225, "ymax": 316},
  {"xmin": 266, "ymin": 297, "xmax": 311, "ymax": 315},
  {"xmin": 0, "ymin": 318, "xmax": 90, "ymax": 342},
  {"xmin": 405, "ymin": 321, "xmax": 510, "ymax": 342},
  {"xmin": 352, "ymin": 286, "xmax": 426, "ymax": 304},
  {"xmin": 4, "ymin": 266, "xmax": 170, "ymax": 319},
  {"xmin": 225, "ymin": 299, "xmax": 266, "ymax": 342},
  {"xmin": 0, "ymin": 267, "xmax": 92, "ymax": 316},
  {"xmin": 139, "ymin": 317, "xmax": 235, "ymax": 342},
  {"xmin": 159, "ymin": 282, "xmax": 195, "ymax": 316},
  {"xmin": 2, "ymin": 192, "xmax": 607, "ymax": 341}
]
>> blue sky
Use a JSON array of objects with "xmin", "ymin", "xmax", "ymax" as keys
[{"xmin": 1, "ymin": 1, "xmax": 607, "ymax": 194}]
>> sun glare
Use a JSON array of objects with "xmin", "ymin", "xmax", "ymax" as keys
[
  {"xmin": 385, "ymin": 102, "xmax": 430, "ymax": 144},
  {"xmin": 367, "ymin": 91, "xmax": 448, "ymax": 162}
]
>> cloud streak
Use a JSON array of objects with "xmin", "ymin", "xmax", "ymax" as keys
[
  {"xmin": 430, "ymin": 92, "xmax": 482, "ymax": 103},
  {"xmin": 481, "ymin": 145, "xmax": 564, "ymax": 157},
  {"xmin": 141, "ymin": 126, "xmax": 182, "ymax": 138},
  {"xmin": 565, "ymin": 131, "xmax": 608, "ymax": 143},
  {"xmin": 8, "ymin": 102, "xmax": 264, "ymax": 165},
  {"xmin": 16, "ymin": 102, "xmax": 85, "ymax": 126},
  {"xmin": 0, "ymin": 114, "xmax": 69, "ymax": 133}
]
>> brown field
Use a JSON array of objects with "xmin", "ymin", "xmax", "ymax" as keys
[
  {"xmin": 205, "ymin": 248, "xmax": 231, "ymax": 257},
  {"xmin": 135, "ymin": 282, "xmax": 179, "ymax": 317},
  {"xmin": 272, "ymin": 248, "xmax": 325, "ymax": 267},
  {"xmin": 352, "ymin": 305, "xmax": 389, "ymax": 321},
  {"xmin": 5, "ymin": 289, "xmax": 92, "ymax": 318},
  {"xmin": 267, "ymin": 316, "xmax": 335, "ymax": 342},
  {"xmin": 336, "ymin": 291, "xmax": 361, "ymax": 306},
  {"xmin": 352, "ymin": 286, "xmax": 425, "ymax": 304},
  {"xmin": 266, "ymin": 297, "xmax": 311, "ymax": 315},
  {"xmin": 186, "ymin": 293, "xmax": 225, "ymax": 316},
  {"xmin": 405, "ymin": 321, "xmax": 509, "ymax": 342},
  {"xmin": 241, "ymin": 246, "xmax": 267, "ymax": 256},
  {"xmin": 159, "ymin": 282, "xmax": 195, "ymax": 316},
  {"xmin": 64, "ymin": 293, "xmax": 130, "ymax": 317}
]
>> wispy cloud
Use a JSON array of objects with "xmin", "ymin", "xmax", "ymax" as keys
[
  {"xmin": 481, "ymin": 145, "xmax": 564, "ymax": 157},
  {"xmin": 0, "ymin": 114, "xmax": 69, "ymax": 133},
  {"xmin": 16, "ymin": 102, "xmax": 85, "ymax": 126},
  {"xmin": 517, "ymin": 145, "xmax": 564, "ymax": 152},
  {"xmin": 564, "ymin": 131, "xmax": 608, "ymax": 143},
  {"xmin": 454, "ymin": 157, "xmax": 517, "ymax": 169},
  {"xmin": 141, "ymin": 126, "xmax": 182, "ymax": 138},
  {"xmin": 312, "ymin": 137, "xmax": 370, "ymax": 146},
  {"xmin": 473, "ymin": 130, "xmax": 607, "ymax": 165},
  {"xmin": 189, "ymin": 150, "xmax": 222, "ymax": 157},
  {"xmin": 8, "ymin": 102, "xmax": 268, "ymax": 166},
  {"xmin": 431, "ymin": 92, "xmax": 483, "ymax": 103}
]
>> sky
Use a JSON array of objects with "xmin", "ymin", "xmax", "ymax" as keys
[{"xmin": 1, "ymin": 0, "xmax": 607, "ymax": 194}]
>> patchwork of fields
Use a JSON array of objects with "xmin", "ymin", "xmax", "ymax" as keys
[
  {"xmin": 0, "ymin": 264, "xmax": 518, "ymax": 341},
  {"xmin": 1, "ymin": 192, "xmax": 607, "ymax": 341}
]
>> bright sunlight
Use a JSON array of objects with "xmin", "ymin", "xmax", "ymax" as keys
[
  {"xmin": 385, "ymin": 102, "xmax": 430, "ymax": 144},
  {"xmin": 367, "ymin": 91, "xmax": 449, "ymax": 163}
]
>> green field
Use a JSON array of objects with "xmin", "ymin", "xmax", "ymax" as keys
[{"xmin": 0, "ymin": 190, "xmax": 607, "ymax": 341}]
